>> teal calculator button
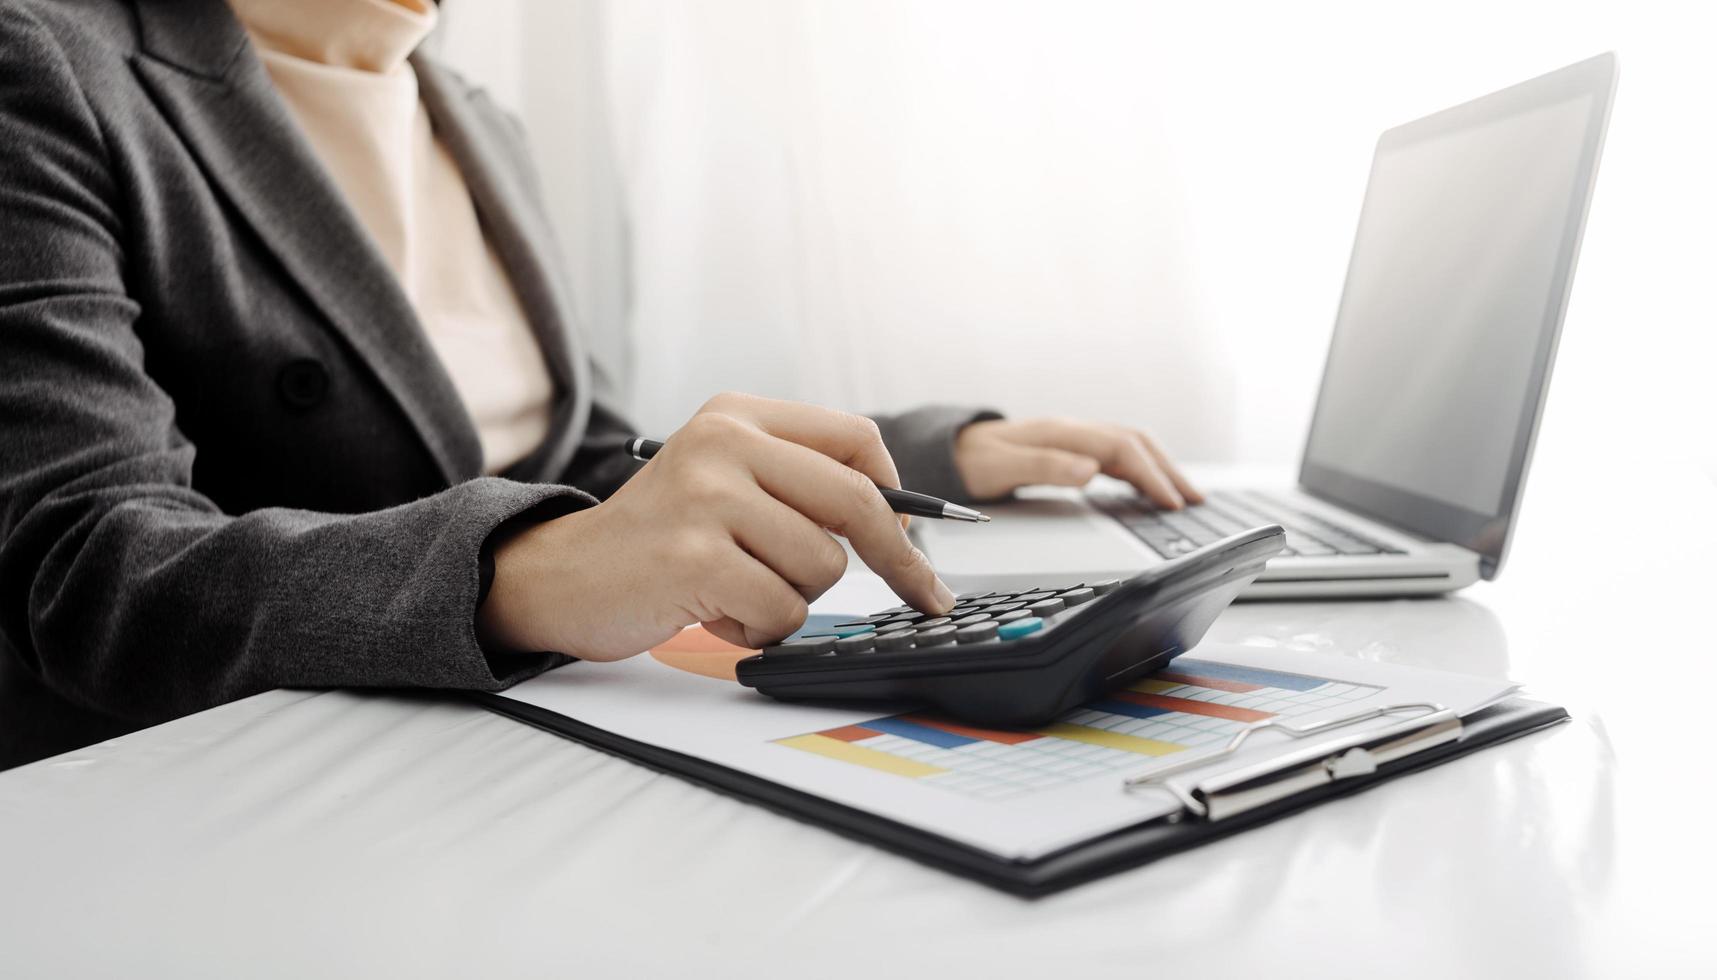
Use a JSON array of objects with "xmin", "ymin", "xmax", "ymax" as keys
[
  {"xmin": 996, "ymin": 617, "xmax": 1043, "ymax": 640},
  {"xmin": 805, "ymin": 624, "xmax": 878, "ymax": 639}
]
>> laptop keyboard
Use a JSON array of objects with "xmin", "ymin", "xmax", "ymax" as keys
[{"xmin": 1088, "ymin": 489, "xmax": 1407, "ymax": 559}]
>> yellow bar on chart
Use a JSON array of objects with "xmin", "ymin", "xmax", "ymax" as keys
[
  {"xmin": 776, "ymin": 734, "xmax": 947, "ymax": 778},
  {"xmin": 1036, "ymin": 723, "xmax": 1184, "ymax": 756}
]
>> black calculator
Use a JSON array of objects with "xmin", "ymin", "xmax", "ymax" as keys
[{"xmin": 736, "ymin": 524, "xmax": 1286, "ymax": 727}]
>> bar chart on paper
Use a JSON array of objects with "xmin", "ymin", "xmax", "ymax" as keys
[{"xmin": 773, "ymin": 659, "xmax": 1382, "ymax": 801}]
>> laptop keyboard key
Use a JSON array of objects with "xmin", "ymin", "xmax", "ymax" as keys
[
  {"xmin": 1283, "ymin": 532, "xmax": 1336, "ymax": 556},
  {"xmin": 1101, "ymin": 488, "xmax": 1402, "ymax": 560}
]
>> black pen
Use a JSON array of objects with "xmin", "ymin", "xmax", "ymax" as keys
[{"xmin": 625, "ymin": 437, "xmax": 991, "ymax": 523}]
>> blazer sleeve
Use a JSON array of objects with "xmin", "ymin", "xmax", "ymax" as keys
[
  {"xmin": 558, "ymin": 362, "xmax": 645, "ymax": 500},
  {"xmin": 0, "ymin": 5, "xmax": 590, "ymax": 727},
  {"xmin": 872, "ymin": 406, "xmax": 1003, "ymax": 505}
]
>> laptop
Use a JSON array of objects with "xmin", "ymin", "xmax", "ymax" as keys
[{"xmin": 916, "ymin": 53, "xmax": 1617, "ymax": 599}]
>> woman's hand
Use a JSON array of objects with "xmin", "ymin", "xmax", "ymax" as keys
[
  {"xmin": 954, "ymin": 418, "xmax": 1202, "ymax": 508},
  {"xmin": 477, "ymin": 393, "xmax": 955, "ymax": 661}
]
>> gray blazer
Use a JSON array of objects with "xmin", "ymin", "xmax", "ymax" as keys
[{"xmin": 0, "ymin": 0, "xmax": 991, "ymax": 769}]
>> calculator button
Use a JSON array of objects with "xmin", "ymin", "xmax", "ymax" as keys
[
  {"xmin": 948, "ymin": 605, "xmax": 981, "ymax": 618},
  {"xmin": 874, "ymin": 630, "xmax": 916, "ymax": 652},
  {"xmin": 881, "ymin": 612, "xmax": 925, "ymax": 626},
  {"xmin": 955, "ymin": 621, "xmax": 999, "ymax": 643},
  {"xmin": 806, "ymin": 623, "xmax": 881, "ymax": 639},
  {"xmin": 951, "ymin": 613, "xmax": 991, "ymax": 626},
  {"xmin": 1016, "ymin": 592, "xmax": 1054, "ymax": 604},
  {"xmin": 991, "ymin": 609, "xmax": 1030, "ymax": 623},
  {"xmin": 913, "ymin": 617, "xmax": 953, "ymax": 630},
  {"xmin": 985, "ymin": 602, "xmax": 1026, "ymax": 614},
  {"xmin": 1090, "ymin": 579, "xmax": 1121, "ymax": 595},
  {"xmin": 762, "ymin": 635, "xmax": 837, "ymax": 657},
  {"xmin": 833, "ymin": 633, "xmax": 878, "ymax": 654},
  {"xmin": 1026, "ymin": 598, "xmax": 1065, "ymax": 617},
  {"xmin": 1057, "ymin": 587, "xmax": 1096, "ymax": 607},
  {"xmin": 955, "ymin": 591, "xmax": 993, "ymax": 601},
  {"xmin": 913, "ymin": 625, "xmax": 958, "ymax": 646},
  {"xmin": 996, "ymin": 617, "xmax": 1044, "ymax": 640}
]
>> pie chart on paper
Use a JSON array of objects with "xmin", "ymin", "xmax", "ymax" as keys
[{"xmin": 649, "ymin": 615, "xmax": 856, "ymax": 680}]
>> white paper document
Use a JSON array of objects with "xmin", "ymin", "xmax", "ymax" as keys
[{"xmin": 496, "ymin": 637, "xmax": 1516, "ymax": 862}]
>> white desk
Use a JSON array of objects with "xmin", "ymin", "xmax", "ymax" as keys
[{"xmin": 3, "ymin": 462, "xmax": 1714, "ymax": 978}]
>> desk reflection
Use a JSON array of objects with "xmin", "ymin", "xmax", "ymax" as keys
[
  {"xmin": 1209, "ymin": 596, "xmax": 1511, "ymax": 678},
  {"xmin": 1081, "ymin": 595, "xmax": 1615, "ymax": 975}
]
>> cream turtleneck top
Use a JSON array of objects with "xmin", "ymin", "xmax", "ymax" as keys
[{"xmin": 229, "ymin": 0, "xmax": 554, "ymax": 474}]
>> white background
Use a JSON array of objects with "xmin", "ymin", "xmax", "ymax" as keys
[
  {"xmin": 438, "ymin": 0, "xmax": 1716, "ymax": 481},
  {"xmin": 6, "ymin": 10, "xmax": 1715, "ymax": 970}
]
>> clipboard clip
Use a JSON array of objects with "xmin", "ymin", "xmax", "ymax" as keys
[{"xmin": 1123, "ymin": 702, "xmax": 1463, "ymax": 822}]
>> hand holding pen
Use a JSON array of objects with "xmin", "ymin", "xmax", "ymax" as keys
[
  {"xmin": 478, "ymin": 393, "xmax": 986, "ymax": 660},
  {"xmin": 626, "ymin": 439, "xmax": 989, "ymax": 523}
]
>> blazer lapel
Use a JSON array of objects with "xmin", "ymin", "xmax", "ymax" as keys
[
  {"xmin": 130, "ymin": 0, "xmax": 484, "ymax": 484},
  {"xmin": 413, "ymin": 55, "xmax": 592, "ymax": 484}
]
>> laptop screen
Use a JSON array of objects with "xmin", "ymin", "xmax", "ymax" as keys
[{"xmin": 1298, "ymin": 54, "xmax": 1616, "ymax": 577}]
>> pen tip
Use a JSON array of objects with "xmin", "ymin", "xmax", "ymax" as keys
[{"xmin": 977, "ymin": 514, "xmax": 991, "ymax": 523}]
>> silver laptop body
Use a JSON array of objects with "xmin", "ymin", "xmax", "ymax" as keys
[{"xmin": 917, "ymin": 53, "xmax": 1617, "ymax": 599}]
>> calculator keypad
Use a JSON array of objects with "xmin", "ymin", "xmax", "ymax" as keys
[
  {"xmin": 760, "ymin": 581, "xmax": 1120, "ymax": 659},
  {"xmin": 740, "ymin": 524, "xmax": 1287, "ymax": 729}
]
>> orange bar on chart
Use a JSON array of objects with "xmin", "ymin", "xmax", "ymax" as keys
[
  {"xmin": 1113, "ymin": 690, "xmax": 1273, "ymax": 723},
  {"xmin": 818, "ymin": 725, "xmax": 885, "ymax": 743},
  {"xmin": 1152, "ymin": 670, "xmax": 1263, "ymax": 693}
]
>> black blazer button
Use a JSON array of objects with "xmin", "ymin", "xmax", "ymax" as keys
[{"xmin": 277, "ymin": 358, "xmax": 330, "ymax": 410}]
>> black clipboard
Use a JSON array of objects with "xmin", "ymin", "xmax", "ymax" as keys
[{"xmin": 471, "ymin": 691, "xmax": 1567, "ymax": 898}]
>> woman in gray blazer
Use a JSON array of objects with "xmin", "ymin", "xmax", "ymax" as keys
[{"xmin": 0, "ymin": 0, "xmax": 1198, "ymax": 769}]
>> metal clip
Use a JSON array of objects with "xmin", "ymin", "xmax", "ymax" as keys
[{"xmin": 1124, "ymin": 702, "xmax": 1462, "ymax": 822}]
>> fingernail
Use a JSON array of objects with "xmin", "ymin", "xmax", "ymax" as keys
[{"xmin": 932, "ymin": 578, "xmax": 955, "ymax": 612}]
